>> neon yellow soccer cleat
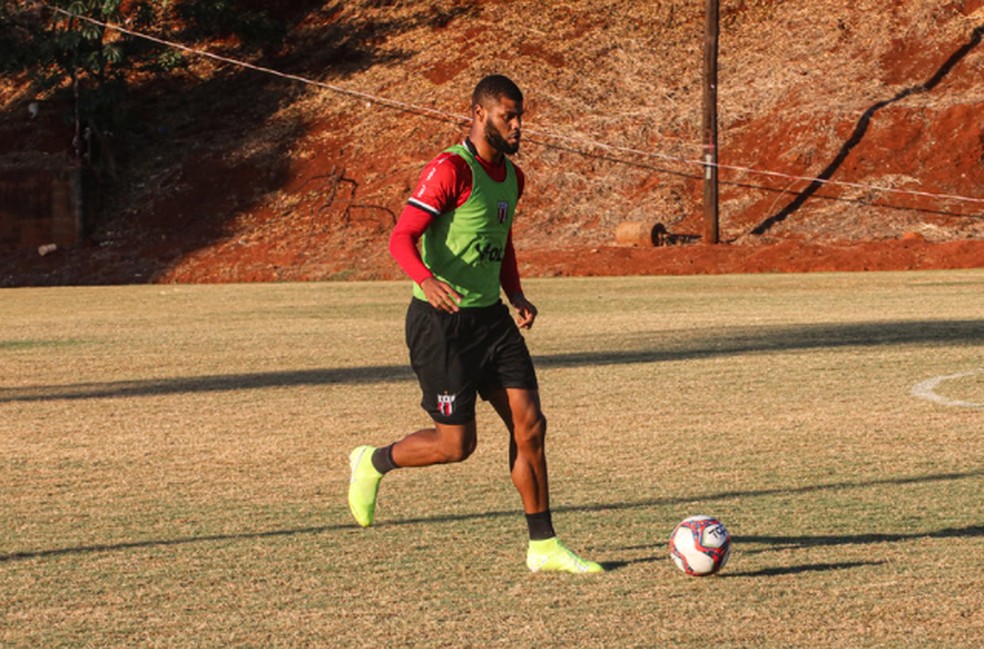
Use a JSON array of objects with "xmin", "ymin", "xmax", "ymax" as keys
[
  {"xmin": 347, "ymin": 446, "xmax": 383, "ymax": 527},
  {"xmin": 526, "ymin": 537, "xmax": 604, "ymax": 574}
]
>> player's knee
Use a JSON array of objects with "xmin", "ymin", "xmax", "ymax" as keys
[
  {"xmin": 438, "ymin": 428, "xmax": 477, "ymax": 463},
  {"xmin": 443, "ymin": 438, "xmax": 476, "ymax": 463}
]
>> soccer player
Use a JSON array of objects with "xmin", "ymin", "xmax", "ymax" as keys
[{"xmin": 346, "ymin": 75, "xmax": 603, "ymax": 574}]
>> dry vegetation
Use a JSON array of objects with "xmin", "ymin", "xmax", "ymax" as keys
[
  {"xmin": 1, "ymin": 0, "xmax": 982, "ymax": 285},
  {"xmin": 1, "ymin": 271, "xmax": 983, "ymax": 646}
]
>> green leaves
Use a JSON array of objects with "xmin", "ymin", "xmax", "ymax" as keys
[
  {"xmin": 3, "ymin": 0, "xmax": 287, "ymax": 177},
  {"xmin": 103, "ymin": 43, "xmax": 122, "ymax": 65}
]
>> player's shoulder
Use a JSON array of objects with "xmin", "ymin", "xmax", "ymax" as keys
[{"xmin": 421, "ymin": 148, "xmax": 472, "ymax": 182}]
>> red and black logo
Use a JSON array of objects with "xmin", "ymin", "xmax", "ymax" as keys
[
  {"xmin": 437, "ymin": 393, "xmax": 455, "ymax": 417},
  {"xmin": 497, "ymin": 200, "xmax": 509, "ymax": 224}
]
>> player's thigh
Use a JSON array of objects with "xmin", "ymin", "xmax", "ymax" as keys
[
  {"xmin": 405, "ymin": 299, "xmax": 480, "ymax": 424},
  {"xmin": 480, "ymin": 306, "xmax": 539, "ymax": 394}
]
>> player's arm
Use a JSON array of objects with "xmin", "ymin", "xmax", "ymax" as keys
[
  {"xmin": 389, "ymin": 154, "xmax": 470, "ymax": 312},
  {"xmin": 501, "ymin": 229, "xmax": 537, "ymax": 329},
  {"xmin": 501, "ymin": 166, "xmax": 536, "ymax": 328},
  {"xmin": 389, "ymin": 205, "xmax": 462, "ymax": 312},
  {"xmin": 389, "ymin": 204, "xmax": 433, "ymax": 285}
]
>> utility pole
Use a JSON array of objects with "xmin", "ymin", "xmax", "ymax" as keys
[{"xmin": 702, "ymin": 0, "xmax": 720, "ymax": 244}]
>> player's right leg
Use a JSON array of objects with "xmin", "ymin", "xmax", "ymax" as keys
[
  {"xmin": 348, "ymin": 298, "xmax": 481, "ymax": 527},
  {"xmin": 347, "ymin": 445, "xmax": 383, "ymax": 527},
  {"xmin": 391, "ymin": 421, "xmax": 476, "ymax": 467},
  {"xmin": 347, "ymin": 422, "xmax": 476, "ymax": 527}
]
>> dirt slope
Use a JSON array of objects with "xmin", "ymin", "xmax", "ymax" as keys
[{"xmin": 1, "ymin": 0, "xmax": 982, "ymax": 286}]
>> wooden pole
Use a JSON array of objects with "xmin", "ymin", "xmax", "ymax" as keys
[{"xmin": 702, "ymin": 0, "xmax": 720, "ymax": 244}]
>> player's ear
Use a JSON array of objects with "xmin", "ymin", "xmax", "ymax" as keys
[{"xmin": 473, "ymin": 102, "xmax": 485, "ymax": 122}]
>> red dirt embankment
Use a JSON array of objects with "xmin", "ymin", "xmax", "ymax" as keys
[{"xmin": 1, "ymin": 1, "xmax": 981, "ymax": 286}]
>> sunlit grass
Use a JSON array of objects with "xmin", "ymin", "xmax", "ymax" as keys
[{"xmin": 2, "ymin": 271, "xmax": 982, "ymax": 647}]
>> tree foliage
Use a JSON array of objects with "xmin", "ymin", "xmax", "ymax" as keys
[{"xmin": 2, "ymin": 1, "xmax": 289, "ymax": 164}]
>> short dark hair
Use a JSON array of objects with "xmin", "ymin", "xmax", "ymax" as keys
[{"xmin": 472, "ymin": 75, "xmax": 523, "ymax": 109}]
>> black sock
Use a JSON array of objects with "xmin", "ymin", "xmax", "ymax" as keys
[
  {"xmin": 526, "ymin": 511, "xmax": 556, "ymax": 541},
  {"xmin": 371, "ymin": 444, "xmax": 398, "ymax": 474}
]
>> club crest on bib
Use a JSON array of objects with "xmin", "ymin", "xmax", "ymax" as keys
[
  {"xmin": 497, "ymin": 200, "xmax": 509, "ymax": 224},
  {"xmin": 437, "ymin": 393, "xmax": 456, "ymax": 417}
]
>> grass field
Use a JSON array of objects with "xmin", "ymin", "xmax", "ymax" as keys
[{"xmin": 2, "ymin": 271, "xmax": 982, "ymax": 648}]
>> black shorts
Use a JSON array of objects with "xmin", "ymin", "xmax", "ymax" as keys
[{"xmin": 405, "ymin": 298, "xmax": 538, "ymax": 425}]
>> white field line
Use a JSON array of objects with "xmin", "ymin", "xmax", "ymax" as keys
[{"xmin": 910, "ymin": 369, "xmax": 984, "ymax": 409}]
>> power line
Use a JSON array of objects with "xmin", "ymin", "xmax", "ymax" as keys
[
  {"xmin": 42, "ymin": 4, "xmax": 984, "ymax": 208},
  {"xmin": 44, "ymin": 4, "xmax": 470, "ymax": 124}
]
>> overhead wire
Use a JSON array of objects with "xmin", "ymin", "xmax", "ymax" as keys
[{"xmin": 41, "ymin": 4, "xmax": 984, "ymax": 209}]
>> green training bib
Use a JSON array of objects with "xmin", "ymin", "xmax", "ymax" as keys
[{"xmin": 412, "ymin": 144, "xmax": 518, "ymax": 308}]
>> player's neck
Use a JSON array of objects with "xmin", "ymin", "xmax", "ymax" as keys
[{"xmin": 465, "ymin": 136, "xmax": 504, "ymax": 167}]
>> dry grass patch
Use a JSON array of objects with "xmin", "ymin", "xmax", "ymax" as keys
[{"xmin": 2, "ymin": 271, "xmax": 982, "ymax": 647}]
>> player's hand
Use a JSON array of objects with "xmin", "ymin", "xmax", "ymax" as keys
[
  {"xmin": 511, "ymin": 294, "xmax": 538, "ymax": 329},
  {"xmin": 420, "ymin": 277, "xmax": 462, "ymax": 313}
]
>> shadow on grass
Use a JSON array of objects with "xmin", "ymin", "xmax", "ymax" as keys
[
  {"xmin": 606, "ymin": 556, "xmax": 887, "ymax": 576},
  {"xmin": 3, "ymin": 319, "xmax": 982, "ymax": 403},
  {"xmin": 2, "ymin": 469, "xmax": 980, "ymax": 564},
  {"xmin": 736, "ymin": 525, "xmax": 984, "ymax": 554},
  {"xmin": 611, "ymin": 523, "xmax": 984, "ymax": 575},
  {"xmin": 715, "ymin": 522, "xmax": 984, "ymax": 577},
  {"xmin": 720, "ymin": 560, "xmax": 887, "ymax": 578},
  {"xmin": 0, "ymin": 364, "xmax": 413, "ymax": 403}
]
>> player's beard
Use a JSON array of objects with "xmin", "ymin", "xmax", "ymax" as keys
[{"xmin": 485, "ymin": 118, "xmax": 520, "ymax": 155}]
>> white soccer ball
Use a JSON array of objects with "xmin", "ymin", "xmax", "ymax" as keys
[{"xmin": 669, "ymin": 515, "xmax": 732, "ymax": 576}]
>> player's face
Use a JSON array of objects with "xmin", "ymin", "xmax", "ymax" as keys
[{"xmin": 482, "ymin": 96, "xmax": 523, "ymax": 155}]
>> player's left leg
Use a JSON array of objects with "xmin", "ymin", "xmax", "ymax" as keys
[
  {"xmin": 486, "ymin": 387, "xmax": 603, "ymax": 574},
  {"xmin": 488, "ymin": 387, "xmax": 548, "ymax": 513}
]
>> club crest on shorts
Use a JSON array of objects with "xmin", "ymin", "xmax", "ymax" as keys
[
  {"xmin": 497, "ymin": 200, "xmax": 509, "ymax": 224},
  {"xmin": 437, "ymin": 393, "xmax": 456, "ymax": 417}
]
